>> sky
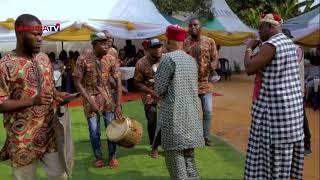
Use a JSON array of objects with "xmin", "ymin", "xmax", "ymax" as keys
[
  {"xmin": 298, "ymin": 0, "xmax": 320, "ymax": 11},
  {"xmin": 298, "ymin": 0, "xmax": 319, "ymax": 4}
]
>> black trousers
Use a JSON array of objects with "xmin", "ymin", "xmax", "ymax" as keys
[
  {"xmin": 303, "ymin": 107, "xmax": 311, "ymax": 149},
  {"xmin": 144, "ymin": 105, "xmax": 161, "ymax": 147}
]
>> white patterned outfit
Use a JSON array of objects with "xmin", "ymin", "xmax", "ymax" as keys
[
  {"xmin": 244, "ymin": 33, "xmax": 305, "ymax": 180},
  {"xmin": 155, "ymin": 50, "xmax": 204, "ymax": 180}
]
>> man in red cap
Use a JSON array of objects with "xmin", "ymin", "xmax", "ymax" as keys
[
  {"xmin": 243, "ymin": 13, "xmax": 304, "ymax": 179},
  {"xmin": 155, "ymin": 25, "xmax": 204, "ymax": 180},
  {"xmin": 184, "ymin": 18, "xmax": 219, "ymax": 147}
]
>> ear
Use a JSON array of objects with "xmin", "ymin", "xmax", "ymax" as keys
[
  {"xmin": 16, "ymin": 30, "xmax": 22, "ymax": 36},
  {"xmin": 16, "ymin": 31, "xmax": 24, "ymax": 41}
]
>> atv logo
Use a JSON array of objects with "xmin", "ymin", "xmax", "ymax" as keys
[{"xmin": 16, "ymin": 23, "xmax": 61, "ymax": 32}]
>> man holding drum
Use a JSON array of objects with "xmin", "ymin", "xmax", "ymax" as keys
[
  {"xmin": 73, "ymin": 32, "xmax": 123, "ymax": 168},
  {"xmin": 134, "ymin": 38, "xmax": 163, "ymax": 158}
]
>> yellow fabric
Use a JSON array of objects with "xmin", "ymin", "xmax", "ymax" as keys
[
  {"xmin": 0, "ymin": 19, "xmax": 135, "ymax": 41},
  {"xmin": 202, "ymin": 29, "xmax": 255, "ymax": 46},
  {"xmin": 156, "ymin": 34, "xmax": 166, "ymax": 41},
  {"xmin": 89, "ymin": 19, "xmax": 136, "ymax": 30},
  {"xmin": 1, "ymin": 18, "xmax": 316, "ymax": 46},
  {"xmin": 0, "ymin": 18, "xmax": 15, "ymax": 30},
  {"xmin": 44, "ymin": 26, "xmax": 95, "ymax": 41},
  {"xmin": 1, "ymin": 18, "xmax": 254, "ymax": 44},
  {"xmin": 157, "ymin": 29, "xmax": 255, "ymax": 46},
  {"xmin": 296, "ymin": 29, "xmax": 320, "ymax": 48}
]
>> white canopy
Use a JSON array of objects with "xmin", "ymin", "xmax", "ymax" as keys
[
  {"xmin": 209, "ymin": 0, "xmax": 255, "ymax": 33},
  {"xmin": 283, "ymin": 7, "xmax": 320, "ymax": 47},
  {"xmin": 0, "ymin": 0, "xmax": 171, "ymax": 42}
]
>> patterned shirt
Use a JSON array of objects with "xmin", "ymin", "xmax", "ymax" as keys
[
  {"xmin": 155, "ymin": 50, "xmax": 204, "ymax": 150},
  {"xmin": 73, "ymin": 51, "xmax": 121, "ymax": 118},
  {"xmin": 134, "ymin": 55, "xmax": 159, "ymax": 105},
  {"xmin": 184, "ymin": 35, "xmax": 219, "ymax": 94},
  {"xmin": 82, "ymin": 48, "xmax": 118, "ymax": 59},
  {"xmin": 0, "ymin": 52, "xmax": 56, "ymax": 167},
  {"xmin": 108, "ymin": 48, "xmax": 118, "ymax": 59}
]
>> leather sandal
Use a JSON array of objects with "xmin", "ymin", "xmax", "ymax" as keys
[
  {"xmin": 150, "ymin": 149, "xmax": 159, "ymax": 158},
  {"xmin": 94, "ymin": 160, "xmax": 105, "ymax": 168},
  {"xmin": 109, "ymin": 159, "xmax": 119, "ymax": 169}
]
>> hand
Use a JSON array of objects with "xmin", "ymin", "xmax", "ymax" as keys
[
  {"xmin": 90, "ymin": 100, "xmax": 99, "ymax": 112},
  {"xmin": 59, "ymin": 93, "xmax": 81, "ymax": 105},
  {"xmin": 147, "ymin": 91, "xmax": 160, "ymax": 102},
  {"xmin": 109, "ymin": 77, "xmax": 116, "ymax": 89},
  {"xmin": 54, "ymin": 92, "xmax": 68, "ymax": 103},
  {"xmin": 114, "ymin": 105, "xmax": 123, "ymax": 120},
  {"xmin": 150, "ymin": 90, "xmax": 160, "ymax": 100},
  {"xmin": 246, "ymin": 39, "xmax": 262, "ymax": 50},
  {"xmin": 122, "ymin": 86, "xmax": 128, "ymax": 94},
  {"xmin": 209, "ymin": 71, "xmax": 220, "ymax": 83},
  {"xmin": 32, "ymin": 92, "xmax": 53, "ymax": 105},
  {"xmin": 54, "ymin": 96, "xmax": 64, "ymax": 104},
  {"xmin": 63, "ymin": 93, "xmax": 81, "ymax": 102}
]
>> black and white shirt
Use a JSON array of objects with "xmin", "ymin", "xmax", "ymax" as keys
[{"xmin": 253, "ymin": 33, "xmax": 304, "ymax": 144}]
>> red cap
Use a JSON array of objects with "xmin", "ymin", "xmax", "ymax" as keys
[
  {"xmin": 166, "ymin": 25, "xmax": 187, "ymax": 42},
  {"xmin": 142, "ymin": 40, "xmax": 149, "ymax": 50},
  {"xmin": 260, "ymin": 13, "xmax": 283, "ymax": 26}
]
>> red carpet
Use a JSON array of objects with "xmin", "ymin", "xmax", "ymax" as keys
[
  {"xmin": 213, "ymin": 92, "xmax": 223, "ymax": 96},
  {"xmin": 67, "ymin": 92, "xmax": 223, "ymax": 108}
]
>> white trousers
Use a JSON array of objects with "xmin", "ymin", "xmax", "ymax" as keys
[{"xmin": 12, "ymin": 152, "xmax": 67, "ymax": 180}]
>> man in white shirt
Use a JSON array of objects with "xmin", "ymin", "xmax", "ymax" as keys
[{"xmin": 49, "ymin": 52, "xmax": 64, "ymax": 91}]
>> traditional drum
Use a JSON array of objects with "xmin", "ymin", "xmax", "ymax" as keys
[{"xmin": 106, "ymin": 117, "xmax": 143, "ymax": 148}]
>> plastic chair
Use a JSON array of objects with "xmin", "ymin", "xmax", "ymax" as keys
[{"xmin": 217, "ymin": 58, "xmax": 231, "ymax": 80}]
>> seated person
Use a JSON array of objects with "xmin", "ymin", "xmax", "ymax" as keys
[
  {"xmin": 118, "ymin": 49, "xmax": 127, "ymax": 67},
  {"xmin": 305, "ymin": 50, "xmax": 320, "ymax": 109},
  {"xmin": 124, "ymin": 40, "xmax": 136, "ymax": 58},
  {"xmin": 305, "ymin": 55, "xmax": 320, "ymax": 100}
]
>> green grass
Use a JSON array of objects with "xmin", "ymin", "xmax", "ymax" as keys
[{"xmin": 0, "ymin": 101, "xmax": 245, "ymax": 180}]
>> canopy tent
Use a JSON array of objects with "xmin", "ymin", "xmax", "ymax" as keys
[
  {"xmin": 161, "ymin": 14, "xmax": 188, "ymax": 27},
  {"xmin": 163, "ymin": 0, "xmax": 255, "ymax": 46},
  {"xmin": 201, "ymin": 0, "xmax": 256, "ymax": 46},
  {"xmin": 0, "ymin": 0, "xmax": 171, "ymax": 42},
  {"xmin": 283, "ymin": 7, "xmax": 320, "ymax": 47}
]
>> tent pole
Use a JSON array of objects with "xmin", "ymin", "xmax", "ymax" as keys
[{"xmin": 61, "ymin": 41, "xmax": 64, "ymax": 50}]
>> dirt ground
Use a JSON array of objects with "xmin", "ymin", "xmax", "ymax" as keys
[{"xmin": 212, "ymin": 74, "xmax": 319, "ymax": 180}]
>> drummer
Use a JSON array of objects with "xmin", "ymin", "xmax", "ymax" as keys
[
  {"xmin": 134, "ymin": 38, "xmax": 162, "ymax": 158},
  {"xmin": 73, "ymin": 32, "xmax": 123, "ymax": 168}
]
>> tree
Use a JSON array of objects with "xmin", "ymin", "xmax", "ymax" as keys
[
  {"xmin": 227, "ymin": 0, "xmax": 319, "ymax": 28},
  {"xmin": 153, "ymin": 0, "xmax": 213, "ymax": 20},
  {"xmin": 152, "ymin": 0, "xmax": 197, "ymax": 15}
]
